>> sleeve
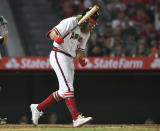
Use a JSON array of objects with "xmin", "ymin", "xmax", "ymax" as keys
[
  {"xmin": 78, "ymin": 33, "xmax": 90, "ymax": 51},
  {"xmin": 54, "ymin": 17, "xmax": 77, "ymax": 37},
  {"xmin": 0, "ymin": 25, "xmax": 8, "ymax": 36},
  {"xmin": 0, "ymin": 16, "xmax": 8, "ymax": 36}
]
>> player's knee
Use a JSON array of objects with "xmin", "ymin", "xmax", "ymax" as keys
[
  {"xmin": 58, "ymin": 89, "xmax": 74, "ymax": 99},
  {"xmin": 64, "ymin": 91, "xmax": 74, "ymax": 99},
  {"xmin": 52, "ymin": 91, "xmax": 63, "ymax": 102}
]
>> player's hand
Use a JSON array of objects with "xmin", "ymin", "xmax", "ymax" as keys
[
  {"xmin": 2, "ymin": 35, "xmax": 7, "ymax": 44},
  {"xmin": 53, "ymin": 35, "xmax": 64, "ymax": 44},
  {"xmin": 79, "ymin": 58, "xmax": 87, "ymax": 67}
]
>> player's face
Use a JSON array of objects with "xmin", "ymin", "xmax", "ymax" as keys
[{"xmin": 79, "ymin": 20, "xmax": 96, "ymax": 33}]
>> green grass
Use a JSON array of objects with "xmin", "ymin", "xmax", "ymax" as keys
[{"xmin": 1, "ymin": 129, "xmax": 159, "ymax": 131}]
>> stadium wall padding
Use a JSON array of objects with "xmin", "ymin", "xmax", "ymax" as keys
[{"xmin": 0, "ymin": 70, "xmax": 160, "ymax": 124}]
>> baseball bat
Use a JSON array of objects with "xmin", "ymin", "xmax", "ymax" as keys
[{"xmin": 62, "ymin": 5, "xmax": 99, "ymax": 39}]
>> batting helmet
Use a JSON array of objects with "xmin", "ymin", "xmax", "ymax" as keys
[{"xmin": 82, "ymin": 7, "xmax": 100, "ymax": 24}]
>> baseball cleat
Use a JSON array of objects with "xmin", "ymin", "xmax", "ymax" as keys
[
  {"xmin": 30, "ymin": 104, "xmax": 43, "ymax": 126},
  {"xmin": 73, "ymin": 114, "xmax": 93, "ymax": 127}
]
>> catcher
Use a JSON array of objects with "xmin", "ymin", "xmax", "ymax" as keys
[{"xmin": 0, "ymin": 16, "xmax": 8, "ymax": 61}]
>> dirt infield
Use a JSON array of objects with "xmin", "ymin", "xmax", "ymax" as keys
[{"xmin": 0, "ymin": 124, "xmax": 160, "ymax": 130}]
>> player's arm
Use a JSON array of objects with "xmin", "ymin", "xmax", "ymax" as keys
[
  {"xmin": 48, "ymin": 29, "xmax": 57, "ymax": 40},
  {"xmin": 76, "ymin": 49, "xmax": 85, "ymax": 60},
  {"xmin": 76, "ymin": 33, "xmax": 90, "ymax": 67},
  {"xmin": 76, "ymin": 49, "xmax": 87, "ymax": 67},
  {"xmin": 46, "ymin": 17, "xmax": 77, "ymax": 44},
  {"xmin": 2, "ymin": 34, "xmax": 7, "ymax": 44},
  {"xmin": 46, "ymin": 28, "xmax": 64, "ymax": 44}
]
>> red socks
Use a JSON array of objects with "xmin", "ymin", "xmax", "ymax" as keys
[
  {"xmin": 37, "ymin": 91, "xmax": 62, "ymax": 112},
  {"xmin": 65, "ymin": 97, "xmax": 79, "ymax": 121},
  {"xmin": 37, "ymin": 90, "xmax": 79, "ymax": 121}
]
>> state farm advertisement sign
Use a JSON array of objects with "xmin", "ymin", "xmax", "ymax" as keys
[
  {"xmin": 0, "ymin": 57, "xmax": 160, "ymax": 70},
  {"xmin": 75, "ymin": 57, "xmax": 160, "ymax": 70},
  {"xmin": 0, "ymin": 57, "xmax": 52, "ymax": 70}
]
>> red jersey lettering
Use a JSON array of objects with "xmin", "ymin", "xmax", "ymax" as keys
[{"xmin": 70, "ymin": 32, "xmax": 83, "ymax": 42}]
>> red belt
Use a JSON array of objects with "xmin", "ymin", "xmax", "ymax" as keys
[{"xmin": 53, "ymin": 47, "xmax": 72, "ymax": 58}]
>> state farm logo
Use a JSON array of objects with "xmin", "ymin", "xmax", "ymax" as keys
[
  {"xmin": 5, "ymin": 58, "xmax": 19, "ymax": 68},
  {"xmin": 150, "ymin": 58, "xmax": 160, "ymax": 68},
  {"xmin": 93, "ymin": 58, "xmax": 143, "ymax": 69},
  {"xmin": 78, "ymin": 58, "xmax": 143, "ymax": 69},
  {"xmin": 5, "ymin": 58, "xmax": 51, "ymax": 69}
]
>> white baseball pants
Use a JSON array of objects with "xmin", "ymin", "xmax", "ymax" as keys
[{"xmin": 49, "ymin": 51, "xmax": 75, "ymax": 99}]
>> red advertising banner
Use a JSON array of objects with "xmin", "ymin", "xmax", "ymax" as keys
[{"xmin": 0, "ymin": 57, "xmax": 160, "ymax": 70}]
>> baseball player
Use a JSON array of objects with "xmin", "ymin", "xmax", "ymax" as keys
[
  {"xmin": 0, "ymin": 16, "xmax": 8, "ymax": 61},
  {"xmin": 30, "ymin": 7, "xmax": 99, "ymax": 127}
]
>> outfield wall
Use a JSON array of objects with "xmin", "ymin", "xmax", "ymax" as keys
[{"xmin": 0, "ymin": 70, "xmax": 160, "ymax": 124}]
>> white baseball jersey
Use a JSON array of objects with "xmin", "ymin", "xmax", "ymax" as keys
[
  {"xmin": 0, "ymin": 23, "xmax": 8, "ymax": 36},
  {"xmin": 53, "ymin": 17, "xmax": 90, "ymax": 57},
  {"xmin": 49, "ymin": 17, "xmax": 91, "ymax": 98}
]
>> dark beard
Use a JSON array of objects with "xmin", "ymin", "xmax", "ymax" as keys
[{"xmin": 79, "ymin": 22, "xmax": 90, "ymax": 34}]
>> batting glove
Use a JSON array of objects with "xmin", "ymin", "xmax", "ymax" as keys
[
  {"xmin": 79, "ymin": 58, "xmax": 87, "ymax": 67},
  {"xmin": 53, "ymin": 35, "xmax": 64, "ymax": 44}
]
